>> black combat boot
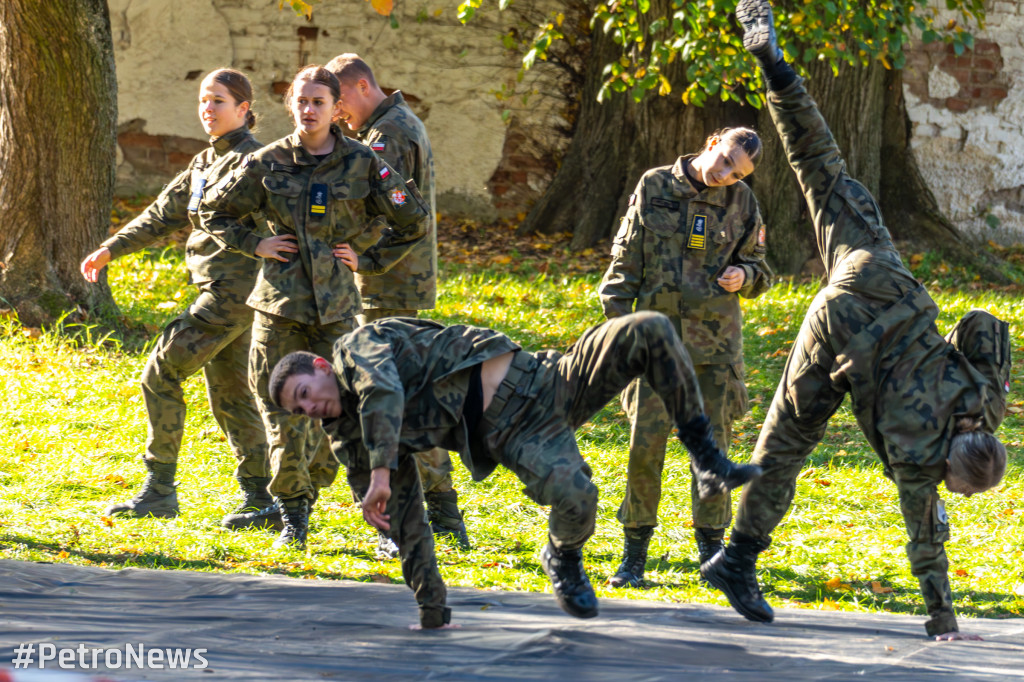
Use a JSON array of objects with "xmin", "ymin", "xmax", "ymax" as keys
[
  {"xmin": 376, "ymin": 531, "xmax": 400, "ymax": 560},
  {"xmin": 273, "ymin": 497, "xmax": 310, "ymax": 549},
  {"xmin": 220, "ymin": 476, "xmax": 275, "ymax": 529},
  {"xmin": 735, "ymin": 0, "xmax": 798, "ymax": 90},
  {"xmin": 695, "ymin": 527, "xmax": 725, "ymax": 565},
  {"xmin": 700, "ymin": 530, "xmax": 774, "ymax": 623},
  {"xmin": 425, "ymin": 490, "xmax": 472, "ymax": 549},
  {"xmin": 221, "ymin": 499, "xmax": 283, "ymax": 532},
  {"xmin": 541, "ymin": 540, "xmax": 599, "ymax": 619},
  {"xmin": 609, "ymin": 525, "xmax": 655, "ymax": 588},
  {"xmin": 678, "ymin": 415, "xmax": 762, "ymax": 499},
  {"xmin": 105, "ymin": 460, "xmax": 178, "ymax": 518}
]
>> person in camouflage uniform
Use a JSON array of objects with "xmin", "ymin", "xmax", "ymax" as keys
[
  {"xmin": 197, "ymin": 65, "xmax": 428, "ymax": 549},
  {"xmin": 325, "ymin": 54, "xmax": 469, "ymax": 554},
  {"xmin": 598, "ymin": 129, "xmax": 773, "ymax": 586},
  {"xmin": 267, "ymin": 312, "xmax": 762, "ymax": 626},
  {"xmin": 703, "ymin": 0, "xmax": 1011, "ymax": 641},
  {"xmin": 81, "ymin": 69, "xmax": 270, "ymax": 525}
]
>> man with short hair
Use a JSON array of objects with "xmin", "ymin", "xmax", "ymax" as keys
[
  {"xmin": 269, "ymin": 312, "xmax": 761, "ymax": 628},
  {"xmin": 324, "ymin": 54, "xmax": 466, "ymax": 555}
]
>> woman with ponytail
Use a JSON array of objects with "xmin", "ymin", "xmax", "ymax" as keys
[{"xmin": 82, "ymin": 68, "xmax": 271, "ymax": 527}]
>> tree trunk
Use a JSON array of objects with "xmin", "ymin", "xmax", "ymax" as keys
[
  {"xmin": 519, "ymin": 1, "xmax": 754, "ymax": 249},
  {"xmin": 0, "ymin": 0, "xmax": 118, "ymax": 327}
]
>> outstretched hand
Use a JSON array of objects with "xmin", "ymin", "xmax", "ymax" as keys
[
  {"xmin": 362, "ymin": 467, "xmax": 392, "ymax": 531},
  {"xmin": 80, "ymin": 247, "xmax": 112, "ymax": 282}
]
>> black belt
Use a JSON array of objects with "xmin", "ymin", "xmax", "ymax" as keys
[{"xmin": 481, "ymin": 351, "xmax": 535, "ymax": 423}]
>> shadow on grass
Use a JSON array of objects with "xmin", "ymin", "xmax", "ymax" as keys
[{"xmin": 0, "ymin": 532, "xmax": 403, "ymax": 587}]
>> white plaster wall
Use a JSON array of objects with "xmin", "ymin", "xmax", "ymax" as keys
[
  {"xmin": 905, "ymin": 1, "xmax": 1024, "ymax": 243},
  {"xmin": 109, "ymin": 0, "xmax": 523, "ymax": 213}
]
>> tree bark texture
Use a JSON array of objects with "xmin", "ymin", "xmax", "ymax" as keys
[{"xmin": 0, "ymin": 0, "xmax": 118, "ymax": 326}]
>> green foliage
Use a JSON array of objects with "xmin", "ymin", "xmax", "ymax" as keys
[
  {"xmin": 1, "ymin": 244, "xmax": 1022, "ymax": 622},
  {"xmin": 459, "ymin": 0, "xmax": 987, "ymax": 107}
]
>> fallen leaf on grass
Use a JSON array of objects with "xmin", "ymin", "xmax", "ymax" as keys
[
  {"xmin": 955, "ymin": 569, "xmax": 969, "ymax": 577},
  {"xmin": 100, "ymin": 516, "xmax": 114, "ymax": 527},
  {"xmin": 825, "ymin": 576, "xmax": 851, "ymax": 591},
  {"xmin": 871, "ymin": 581, "xmax": 893, "ymax": 594}
]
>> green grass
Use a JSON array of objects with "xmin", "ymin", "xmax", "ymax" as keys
[{"xmin": 1, "ymin": 244, "xmax": 1022, "ymax": 628}]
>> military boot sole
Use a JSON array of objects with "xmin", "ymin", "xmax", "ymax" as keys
[
  {"xmin": 221, "ymin": 510, "xmax": 284, "ymax": 532},
  {"xmin": 700, "ymin": 557, "xmax": 774, "ymax": 623},
  {"xmin": 105, "ymin": 494, "xmax": 179, "ymax": 519},
  {"xmin": 735, "ymin": 0, "xmax": 778, "ymax": 60},
  {"xmin": 608, "ymin": 572, "xmax": 642, "ymax": 589},
  {"xmin": 541, "ymin": 545, "xmax": 599, "ymax": 619}
]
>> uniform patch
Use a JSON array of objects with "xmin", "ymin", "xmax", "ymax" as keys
[
  {"xmin": 687, "ymin": 214, "xmax": 708, "ymax": 250},
  {"xmin": 758, "ymin": 226, "xmax": 766, "ymax": 246},
  {"xmin": 935, "ymin": 498, "xmax": 948, "ymax": 525},
  {"xmin": 628, "ymin": 193, "xmax": 637, "ymax": 207},
  {"xmin": 186, "ymin": 177, "xmax": 207, "ymax": 213},
  {"xmin": 1005, "ymin": 380, "xmax": 1011, "ymax": 393},
  {"xmin": 371, "ymin": 141, "xmax": 386, "ymax": 152},
  {"xmin": 651, "ymin": 197, "xmax": 680, "ymax": 210},
  {"xmin": 389, "ymin": 188, "xmax": 407, "ymax": 206},
  {"xmin": 310, "ymin": 183, "xmax": 328, "ymax": 215},
  {"xmin": 379, "ymin": 166, "xmax": 391, "ymax": 180}
]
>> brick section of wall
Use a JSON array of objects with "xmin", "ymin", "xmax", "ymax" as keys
[
  {"xmin": 486, "ymin": 122, "xmax": 561, "ymax": 213},
  {"xmin": 117, "ymin": 118, "xmax": 206, "ymax": 179},
  {"xmin": 904, "ymin": 39, "xmax": 1009, "ymax": 111}
]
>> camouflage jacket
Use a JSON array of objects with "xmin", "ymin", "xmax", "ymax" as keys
[
  {"xmin": 354, "ymin": 91, "xmax": 437, "ymax": 310},
  {"xmin": 598, "ymin": 155, "xmax": 772, "ymax": 364},
  {"xmin": 198, "ymin": 126, "xmax": 428, "ymax": 325},
  {"xmin": 321, "ymin": 318, "xmax": 519, "ymax": 472},
  {"xmin": 102, "ymin": 126, "xmax": 264, "ymax": 284}
]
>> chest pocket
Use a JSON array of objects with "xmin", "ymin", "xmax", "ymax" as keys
[
  {"xmin": 640, "ymin": 196, "xmax": 683, "ymax": 238},
  {"xmin": 708, "ymin": 207, "xmax": 740, "ymax": 246},
  {"xmin": 262, "ymin": 174, "xmax": 304, "ymax": 198},
  {"xmin": 331, "ymin": 179, "xmax": 371, "ymax": 228},
  {"xmin": 261, "ymin": 174, "xmax": 304, "ymax": 224}
]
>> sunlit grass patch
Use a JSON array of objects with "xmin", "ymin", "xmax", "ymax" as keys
[{"xmin": 1, "ymin": 235, "xmax": 1022, "ymax": 628}]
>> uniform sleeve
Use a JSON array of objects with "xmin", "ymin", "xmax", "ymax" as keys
[
  {"xmin": 355, "ymin": 156, "xmax": 428, "ymax": 275},
  {"xmin": 196, "ymin": 157, "xmax": 267, "ymax": 258},
  {"xmin": 598, "ymin": 186, "xmax": 645, "ymax": 319},
  {"xmin": 343, "ymin": 330, "xmax": 408, "ymax": 471},
  {"xmin": 101, "ymin": 166, "xmax": 193, "ymax": 259},
  {"xmin": 368, "ymin": 124, "xmax": 418, "ymax": 185},
  {"xmin": 891, "ymin": 461, "xmax": 958, "ymax": 637},
  {"xmin": 732, "ymin": 194, "xmax": 773, "ymax": 300}
]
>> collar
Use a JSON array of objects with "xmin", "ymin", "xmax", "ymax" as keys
[
  {"xmin": 210, "ymin": 126, "xmax": 254, "ymax": 156},
  {"xmin": 358, "ymin": 91, "xmax": 405, "ymax": 136},
  {"xmin": 671, "ymin": 154, "xmax": 730, "ymax": 207},
  {"xmin": 286, "ymin": 125, "xmax": 352, "ymax": 165}
]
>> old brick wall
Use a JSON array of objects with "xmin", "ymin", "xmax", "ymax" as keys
[
  {"xmin": 903, "ymin": 1, "xmax": 1024, "ymax": 243},
  {"xmin": 109, "ymin": 0, "xmax": 563, "ymax": 217}
]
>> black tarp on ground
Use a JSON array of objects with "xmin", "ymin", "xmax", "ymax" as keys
[{"xmin": 1, "ymin": 559, "xmax": 1022, "ymax": 681}]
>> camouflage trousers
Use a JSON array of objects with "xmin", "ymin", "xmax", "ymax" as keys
[
  {"xmin": 347, "ymin": 454, "xmax": 448, "ymax": 628},
  {"xmin": 618, "ymin": 361, "xmax": 748, "ymax": 530},
  {"xmin": 476, "ymin": 311, "xmax": 706, "ymax": 551},
  {"xmin": 141, "ymin": 280, "xmax": 268, "ymax": 479},
  {"xmin": 359, "ymin": 307, "xmax": 455, "ymax": 494},
  {"xmin": 248, "ymin": 311, "xmax": 349, "ymax": 500}
]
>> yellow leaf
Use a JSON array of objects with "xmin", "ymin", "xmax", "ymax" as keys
[
  {"xmin": 100, "ymin": 516, "xmax": 115, "ymax": 527},
  {"xmin": 909, "ymin": 253, "xmax": 925, "ymax": 266},
  {"xmin": 825, "ymin": 576, "xmax": 842, "ymax": 590},
  {"xmin": 821, "ymin": 597, "xmax": 840, "ymax": 610},
  {"xmin": 433, "ymin": 7, "xmax": 443, "ymax": 16},
  {"xmin": 57, "ymin": 550, "xmax": 69, "ymax": 559},
  {"xmin": 491, "ymin": 255, "xmax": 512, "ymax": 265},
  {"xmin": 722, "ymin": 46, "xmax": 737, "ymax": 56},
  {"xmin": 369, "ymin": 0, "xmax": 393, "ymax": 14},
  {"xmin": 871, "ymin": 581, "xmax": 893, "ymax": 594}
]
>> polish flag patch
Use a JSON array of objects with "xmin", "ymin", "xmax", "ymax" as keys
[
  {"xmin": 371, "ymin": 141, "xmax": 386, "ymax": 152},
  {"xmin": 379, "ymin": 166, "xmax": 390, "ymax": 180}
]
